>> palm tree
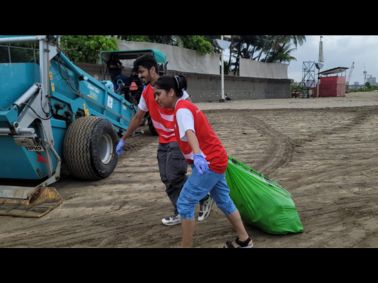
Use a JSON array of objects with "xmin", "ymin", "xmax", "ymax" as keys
[
  {"xmin": 290, "ymin": 35, "xmax": 306, "ymax": 48},
  {"xmin": 264, "ymin": 40, "xmax": 296, "ymax": 63},
  {"xmin": 227, "ymin": 35, "xmax": 267, "ymax": 75},
  {"xmin": 262, "ymin": 35, "xmax": 306, "ymax": 63}
]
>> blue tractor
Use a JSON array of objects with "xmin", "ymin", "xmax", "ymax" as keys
[{"xmin": 0, "ymin": 36, "xmax": 139, "ymax": 216}]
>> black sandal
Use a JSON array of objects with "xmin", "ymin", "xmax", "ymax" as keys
[{"xmin": 224, "ymin": 237, "xmax": 253, "ymax": 248}]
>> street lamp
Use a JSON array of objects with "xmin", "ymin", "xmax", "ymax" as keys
[{"xmin": 214, "ymin": 36, "xmax": 231, "ymax": 102}]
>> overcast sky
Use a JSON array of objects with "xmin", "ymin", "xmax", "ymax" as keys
[{"xmin": 288, "ymin": 36, "xmax": 378, "ymax": 84}]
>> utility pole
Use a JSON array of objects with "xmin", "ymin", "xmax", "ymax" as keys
[
  {"xmin": 346, "ymin": 62, "xmax": 355, "ymax": 85},
  {"xmin": 346, "ymin": 62, "xmax": 354, "ymax": 92},
  {"xmin": 215, "ymin": 36, "xmax": 231, "ymax": 102},
  {"xmin": 220, "ymin": 35, "xmax": 225, "ymax": 102},
  {"xmin": 316, "ymin": 35, "xmax": 324, "ymax": 97}
]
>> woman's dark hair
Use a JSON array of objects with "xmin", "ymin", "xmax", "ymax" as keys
[{"xmin": 155, "ymin": 75, "xmax": 187, "ymax": 97}]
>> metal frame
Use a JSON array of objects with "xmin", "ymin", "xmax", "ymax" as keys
[
  {"xmin": 301, "ymin": 61, "xmax": 316, "ymax": 98},
  {"xmin": 0, "ymin": 44, "xmax": 38, "ymax": 63},
  {"xmin": 0, "ymin": 36, "xmax": 61, "ymax": 192}
]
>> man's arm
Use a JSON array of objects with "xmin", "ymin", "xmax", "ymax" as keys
[{"xmin": 121, "ymin": 109, "xmax": 147, "ymax": 140}]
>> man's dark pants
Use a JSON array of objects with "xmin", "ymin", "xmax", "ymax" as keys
[{"xmin": 157, "ymin": 142, "xmax": 208, "ymax": 215}]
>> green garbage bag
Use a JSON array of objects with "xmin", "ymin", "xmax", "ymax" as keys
[{"xmin": 225, "ymin": 156, "xmax": 303, "ymax": 234}]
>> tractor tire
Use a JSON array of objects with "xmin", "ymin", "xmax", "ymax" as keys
[
  {"xmin": 147, "ymin": 115, "xmax": 158, "ymax": 136},
  {"xmin": 63, "ymin": 116, "xmax": 118, "ymax": 180}
]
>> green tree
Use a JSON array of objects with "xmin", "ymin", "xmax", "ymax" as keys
[
  {"xmin": 118, "ymin": 35, "xmax": 175, "ymax": 45},
  {"xmin": 117, "ymin": 35, "xmax": 150, "ymax": 42},
  {"xmin": 179, "ymin": 35, "xmax": 214, "ymax": 54},
  {"xmin": 263, "ymin": 37, "xmax": 296, "ymax": 63},
  {"xmin": 60, "ymin": 35, "xmax": 117, "ymax": 63},
  {"xmin": 227, "ymin": 35, "xmax": 267, "ymax": 75},
  {"xmin": 227, "ymin": 35, "xmax": 306, "ymax": 75},
  {"xmin": 262, "ymin": 35, "xmax": 305, "ymax": 63}
]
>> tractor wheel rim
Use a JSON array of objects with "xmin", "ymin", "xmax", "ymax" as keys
[{"xmin": 99, "ymin": 134, "xmax": 113, "ymax": 164}]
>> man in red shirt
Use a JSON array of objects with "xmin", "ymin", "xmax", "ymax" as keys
[{"xmin": 116, "ymin": 55, "xmax": 213, "ymax": 226}]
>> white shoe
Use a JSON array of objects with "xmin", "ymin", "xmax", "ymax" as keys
[
  {"xmin": 198, "ymin": 197, "xmax": 214, "ymax": 222},
  {"xmin": 161, "ymin": 214, "xmax": 181, "ymax": 226}
]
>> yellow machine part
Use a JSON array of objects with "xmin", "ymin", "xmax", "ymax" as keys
[{"xmin": 0, "ymin": 187, "xmax": 63, "ymax": 218}]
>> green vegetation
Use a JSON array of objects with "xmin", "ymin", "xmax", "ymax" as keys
[
  {"xmin": 60, "ymin": 36, "xmax": 117, "ymax": 64},
  {"xmin": 348, "ymin": 82, "xmax": 378, "ymax": 92}
]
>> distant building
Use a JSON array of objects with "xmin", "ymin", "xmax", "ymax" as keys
[
  {"xmin": 348, "ymin": 82, "xmax": 362, "ymax": 90},
  {"xmin": 366, "ymin": 75, "xmax": 377, "ymax": 86}
]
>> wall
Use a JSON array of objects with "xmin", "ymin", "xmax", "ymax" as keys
[
  {"xmin": 118, "ymin": 41, "xmax": 290, "ymax": 81},
  {"xmin": 239, "ymin": 58, "xmax": 288, "ymax": 79},
  {"xmin": 117, "ymin": 40, "xmax": 220, "ymax": 75},
  {"xmin": 168, "ymin": 71, "xmax": 291, "ymax": 102},
  {"xmin": 77, "ymin": 64, "xmax": 291, "ymax": 102}
]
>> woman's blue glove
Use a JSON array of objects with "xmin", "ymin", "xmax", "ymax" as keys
[
  {"xmin": 116, "ymin": 139, "xmax": 125, "ymax": 156},
  {"xmin": 193, "ymin": 153, "xmax": 209, "ymax": 175}
]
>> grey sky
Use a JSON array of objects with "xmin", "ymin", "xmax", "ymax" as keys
[{"xmin": 288, "ymin": 36, "xmax": 378, "ymax": 84}]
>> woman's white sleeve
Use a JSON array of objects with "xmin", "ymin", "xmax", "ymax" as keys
[{"xmin": 176, "ymin": 108, "xmax": 194, "ymax": 141}]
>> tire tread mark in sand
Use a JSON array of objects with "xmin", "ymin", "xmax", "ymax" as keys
[
  {"xmin": 292, "ymin": 108, "xmax": 373, "ymax": 145},
  {"xmin": 248, "ymin": 116, "xmax": 295, "ymax": 175},
  {"xmin": 253, "ymin": 108, "xmax": 375, "ymax": 175}
]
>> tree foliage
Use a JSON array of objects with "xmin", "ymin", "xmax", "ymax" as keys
[
  {"xmin": 118, "ymin": 35, "xmax": 175, "ymax": 45},
  {"xmin": 60, "ymin": 35, "xmax": 117, "ymax": 63},
  {"xmin": 179, "ymin": 36, "xmax": 214, "ymax": 54},
  {"xmin": 227, "ymin": 35, "xmax": 306, "ymax": 75}
]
